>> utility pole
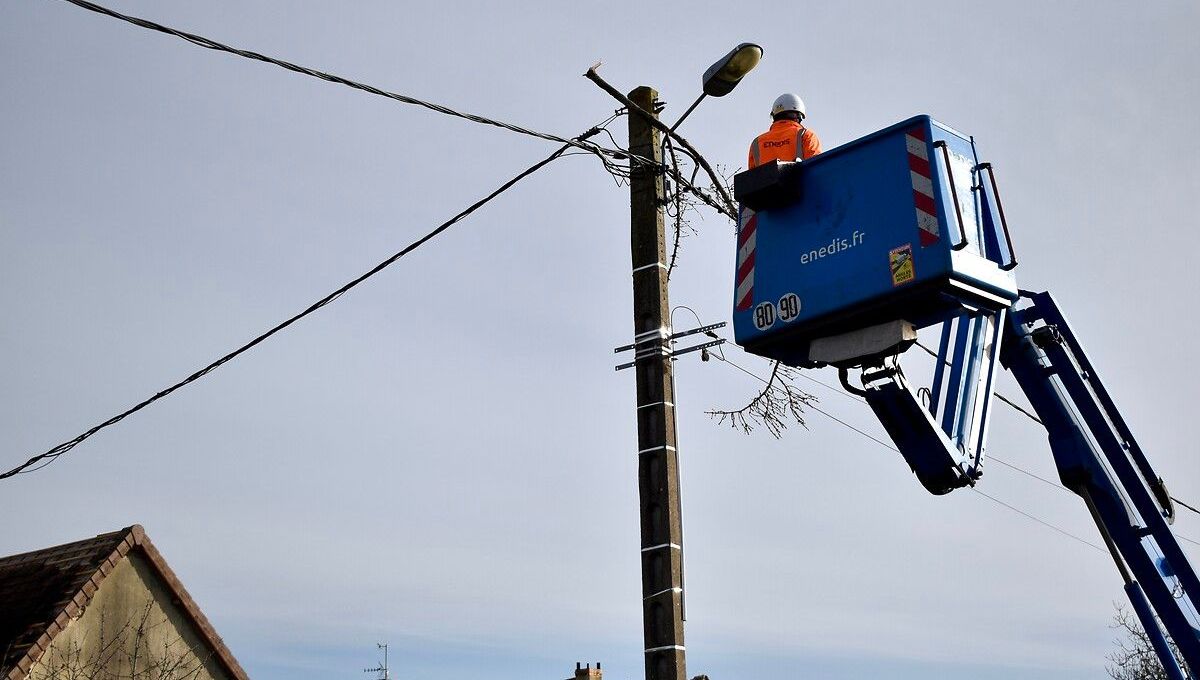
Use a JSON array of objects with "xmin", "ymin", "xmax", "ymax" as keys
[{"xmin": 627, "ymin": 85, "xmax": 686, "ymax": 680}]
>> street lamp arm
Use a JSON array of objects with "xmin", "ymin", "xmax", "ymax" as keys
[
  {"xmin": 669, "ymin": 93, "xmax": 707, "ymax": 133},
  {"xmin": 585, "ymin": 66, "xmax": 737, "ymax": 220}
]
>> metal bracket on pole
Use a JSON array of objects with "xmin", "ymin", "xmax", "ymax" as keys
[{"xmin": 614, "ymin": 323, "xmax": 727, "ymax": 370}]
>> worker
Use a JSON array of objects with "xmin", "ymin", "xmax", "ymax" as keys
[{"xmin": 747, "ymin": 93, "xmax": 822, "ymax": 169}]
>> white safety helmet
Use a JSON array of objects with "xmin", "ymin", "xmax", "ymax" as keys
[{"xmin": 771, "ymin": 93, "xmax": 806, "ymax": 119}]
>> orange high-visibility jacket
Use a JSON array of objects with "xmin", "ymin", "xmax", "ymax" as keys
[{"xmin": 748, "ymin": 119, "xmax": 822, "ymax": 168}]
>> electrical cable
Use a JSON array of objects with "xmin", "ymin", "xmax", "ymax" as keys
[
  {"xmin": 0, "ymin": 127, "xmax": 602, "ymax": 481},
  {"xmin": 987, "ymin": 456, "xmax": 1068, "ymax": 491},
  {"xmin": 675, "ymin": 309, "xmax": 1053, "ymax": 477},
  {"xmin": 708, "ymin": 349, "xmax": 1134, "ymax": 555},
  {"xmin": 55, "ymin": 0, "xmax": 732, "ymax": 220},
  {"xmin": 717, "ymin": 348, "xmax": 1200, "ymax": 549},
  {"xmin": 667, "ymin": 308, "xmax": 1200, "ymax": 549},
  {"xmin": 1174, "ymin": 497, "xmax": 1200, "ymax": 518},
  {"xmin": 828, "ymin": 374, "xmax": 1200, "ymax": 548},
  {"xmin": 713, "ymin": 356, "xmax": 901, "ymax": 454},
  {"xmin": 914, "ymin": 339, "xmax": 1200, "ymax": 526},
  {"xmin": 786, "ymin": 363, "xmax": 1087, "ymax": 496},
  {"xmin": 913, "ymin": 340, "xmax": 1043, "ymax": 424},
  {"xmin": 970, "ymin": 488, "xmax": 1107, "ymax": 554},
  {"xmin": 794, "ymin": 370, "xmax": 867, "ymax": 404},
  {"xmin": 790, "ymin": 362, "xmax": 1052, "ymax": 489},
  {"xmin": 56, "ymin": 0, "xmax": 629, "ymax": 165},
  {"xmin": 994, "ymin": 394, "xmax": 1044, "ymax": 425}
]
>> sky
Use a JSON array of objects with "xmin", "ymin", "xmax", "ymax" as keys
[{"xmin": 2, "ymin": 1, "xmax": 1198, "ymax": 679}]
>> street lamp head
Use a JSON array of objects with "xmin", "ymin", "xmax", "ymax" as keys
[
  {"xmin": 701, "ymin": 42, "xmax": 763, "ymax": 97},
  {"xmin": 663, "ymin": 42, "xmax": 763, "ymax": 133}
]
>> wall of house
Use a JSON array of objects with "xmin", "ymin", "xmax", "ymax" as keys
[{"xmin": 26, "ymin": 554, "xmax": 234, "ymax": 680}]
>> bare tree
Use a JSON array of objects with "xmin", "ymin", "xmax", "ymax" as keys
[{"xmin": 1107, "ymin": 604, "xmax": 1191, "ymax": 680}]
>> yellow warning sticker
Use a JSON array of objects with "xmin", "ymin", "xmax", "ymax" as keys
[{"xmin": 890, "ymin": 244, "xmax": 915, "ymax": 287}]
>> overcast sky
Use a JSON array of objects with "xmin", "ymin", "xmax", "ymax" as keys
[{"xmin": 2, "ymin": 2, "xmax": 1198, "ymax": 679}]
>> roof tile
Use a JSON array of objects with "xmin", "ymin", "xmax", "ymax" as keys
[{"xmin": 0, "ymin": 529, "xmax": 133, "ymax": 677}]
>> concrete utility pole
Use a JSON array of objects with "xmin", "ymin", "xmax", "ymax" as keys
[{"xmin": 626, "ymin": 85, "xmax": 687, "ymax": 680}]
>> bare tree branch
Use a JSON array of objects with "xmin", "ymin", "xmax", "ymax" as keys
[
  {"xmin": 1106, "ymin": 603, "xmax": 1191, "ymax": 680},
  {"xmin": 663, "ymin": 135, "xmax": 703, "ymax": 281},
  {"xmin": 29, "ymin": 603, "xmax": 210, "ymax": 680},
  {"xmin": 707, "ymin": 361, "xmax": 815, "ymax": 438}
]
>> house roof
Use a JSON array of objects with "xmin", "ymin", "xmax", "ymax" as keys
[{"xmin": 0, "ymin": 526, "xmax": 249, "ymax": 680}]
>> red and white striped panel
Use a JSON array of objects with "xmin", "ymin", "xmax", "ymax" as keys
[
  {"xmin": 735, "ymin": 206, "xmax": 756, "ymax": 311},
  {"xmin": 906, "ymin": 127, "xmax": 939, "ymax": 247}
]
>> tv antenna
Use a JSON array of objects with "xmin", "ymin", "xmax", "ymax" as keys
[{"xmin": 363, "ymin": 643, "xmax": 389, "ymax": 680}]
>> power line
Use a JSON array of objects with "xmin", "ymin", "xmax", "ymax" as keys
[
  {"xmin": 793, "ymin": 368, "xmax": 1069, "ymax": 510},
  {"xmin": 913, "ymin": 339, "xmax": 1200, "ymax": 523},
  {"xmin": 987, "ymin": 456, "xmax": 1066, "ymax": 492},
  {"xmin": 788, "ymin": 360, "xmax": 1195, "ymax": 529},
  {"xmin": 715, "ymin": 349, "xmax": 1200, "ymax": 549},
  {"xmin": 793, "ymin": 370, "xmax": 866, "ymax": 404},
  {"xmin": 0, "ymin": 128, "xmax": 600, "ymax": 481},
  {"xmin": 912, "ymin": 340, "xmax": 1044, "ymax": 424},
  {"xmin": 715, "ymin": 356, "xmax": 898, "ymax": 452},
  {"xmin": 709, "ymin": 351, "xmax": 1133, "ymax": 555},
  {"xmin": 54, "ymin": 0, "xmax": 733, "ymax": 219},
  {"xmin": 1175, "ymin": 496, "xmax": 1200, "ymax": 518},
  {"xmin": 720, "ymin": 335, "xmax": 1200, "ymax": 542},
  {"xmin": 994, "ymin": 393, "xmax": 1043, "ymax": 424},
  {"xmin": 970, "ymin": 488, "xmax": 1106, "ymax": 554},
  {"xmin": 57, "ymin": 0, "xmax": 619, "ymax": 162},
  {"xmin": 784, "ymin": 359, "xmax": 1072, "ymax": 495}
]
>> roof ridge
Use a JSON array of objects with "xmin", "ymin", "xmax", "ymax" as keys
[{"xmin": 0, "ymin": 527, "xmax": 135, "ymax": 567}]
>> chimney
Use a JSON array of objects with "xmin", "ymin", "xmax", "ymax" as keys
[{"xmin": 571, "ymin": 662, "xmax": 602, "ymax": 680}]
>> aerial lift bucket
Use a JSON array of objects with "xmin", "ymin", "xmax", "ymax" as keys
[{"xmin": 732, "ymin": 115, "xmax": 1018, "ymax": 493}]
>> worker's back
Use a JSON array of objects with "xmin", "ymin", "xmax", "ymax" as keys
[{"xmin": 748, "ymin": 119, "xmax": 820, "ymax": 168}]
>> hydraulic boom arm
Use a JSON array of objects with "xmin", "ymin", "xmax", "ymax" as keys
[{"xmin": 1000, "ymin": 291, "xmax": 1199, "ymax": 677}]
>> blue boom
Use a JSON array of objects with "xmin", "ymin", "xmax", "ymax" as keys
[{"xmin": 731, "ymin": 115, "xmax": 1199, "ymax": 676}]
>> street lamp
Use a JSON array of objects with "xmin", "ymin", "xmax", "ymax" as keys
[{"xmin": 669, "ymin": 42, "xmax": 763, "ymax": 132}]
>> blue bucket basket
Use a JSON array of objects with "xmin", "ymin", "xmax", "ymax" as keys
[{"xmin": 732, "ymin": 115, "xmax": 1018, "ymax": 366}]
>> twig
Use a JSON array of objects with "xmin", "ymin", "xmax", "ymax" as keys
[{"xmin": 707, "ymin": 361, "xmax": 815, "ymax": 438}]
